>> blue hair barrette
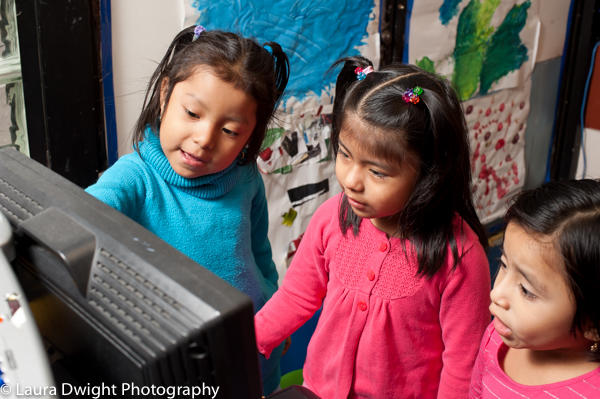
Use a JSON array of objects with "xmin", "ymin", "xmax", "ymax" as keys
[{"xmin": 192, "ymin": 25, "xmax": 206, "ymax": 41}]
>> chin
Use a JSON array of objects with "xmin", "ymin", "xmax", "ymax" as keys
[{"xmin": 499, "ymin": 336, "xmax": 528, "ymax": 350}]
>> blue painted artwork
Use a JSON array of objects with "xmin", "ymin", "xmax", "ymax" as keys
[
  {"xmin": 439, "ymin": 0, "xmax": 462, "ymax": 25},
  {"xmin": 190, "ymin": 0, "xmax": 375, "ymax": 105}
]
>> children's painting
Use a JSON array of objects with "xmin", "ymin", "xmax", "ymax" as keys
[
  {"xmin": 407, "ymin": 0, "xmax": 540, "ymax": 223},
  {"xmin": 184, "ymin": 0, "xmax": 380, "ymax": 280}
]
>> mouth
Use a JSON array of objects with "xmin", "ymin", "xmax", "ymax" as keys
[
  {"xmin": 492, "ymin": 314, "xmax": 512, "ymax": 338},
  {"xmin": 180, "ymin": 149, "xmax": 209, "ymax": 166},
  {"xmin": 346, "ymin": 195, "xmax": 367, "ymax": 210}
]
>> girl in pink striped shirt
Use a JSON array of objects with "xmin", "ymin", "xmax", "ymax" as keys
[{"xmin": 470, "ymin": 179, "xmax": 600, "ymax": 398}]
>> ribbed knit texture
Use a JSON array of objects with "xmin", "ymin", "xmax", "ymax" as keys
[
  {"xmin": 86, "ymin": 127, "xmax": 281, "ymax": 394},
  {"xmin": 255, "ymin": 193, "xmax": 491, "ymax": 398},
  {"xmin": 470, "ymin": 323, "xmax": 600, "ymax": 398}
]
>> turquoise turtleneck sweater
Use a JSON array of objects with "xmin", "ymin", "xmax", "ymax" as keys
[{"xmin": 86, "ymin": 129, "xmax": 282, "ymax": 394}]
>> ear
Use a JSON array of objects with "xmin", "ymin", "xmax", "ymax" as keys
[
  {"xmin": 159, "ymin": 78, "xmax": 169, "ymax": 115},
  {"xmin": 584, "ymin": 328, "xmax": 600, "ymax": 342}
]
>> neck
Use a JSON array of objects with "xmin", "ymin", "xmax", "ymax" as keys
[
  {"xmin": 371, "ymin": 214, "xmax": 403, "ymax": 238},
  {"xmin": 527, "ymin": 346, "xmax": 591, "ymax": 365},
  {"xmin": 503, "ymin": 345, "xmax": 599, "ymax": 385}
]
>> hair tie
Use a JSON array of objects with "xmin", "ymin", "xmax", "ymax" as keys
[
  {"xmin": 402, "ymin": 86, "xmax": 424, "ymax": 104},
  {"xmin": 192, "ymin": 25, "xmax": 206, "ymax": 41},
  {"xmin": 355, "ymin": 66, "xmax": 374, "ymax": 81},
  {"xmin": 264, "ymin": 44, "xmax": 273, "ymax": 55}
]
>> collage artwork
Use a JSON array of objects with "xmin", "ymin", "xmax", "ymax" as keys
[{"xmin": 184, "ymin": 0, "xmax": 540, "ymax": 281}]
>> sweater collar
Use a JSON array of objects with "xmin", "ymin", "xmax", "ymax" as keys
[{"xmin": 139, "ymin": 127, "xmax": 241, "ymax": 199}]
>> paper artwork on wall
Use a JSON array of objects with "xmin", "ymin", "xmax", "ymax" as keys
[
  {"xmin": 185, "ymin": 0, "xmax": 380, "ymax": 281},
  {"xmin": 406, "ymin": 0, "xmax": 539, "ymax": 223},
  {"xmin": 464, "ymin": 80, "xmax": 530, "ymax": 223}
]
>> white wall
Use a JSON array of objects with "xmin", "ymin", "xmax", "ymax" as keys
[
  {"xmin": 576, "ymin": 128, "xmax": 600, "ymax": 179},
  {"xmin": 111, "ymin": 0, "xmax": 185, "ymax": 156},
  {"xmin": 536, "ymin": 0, "xmax": 571, "ymax": 62}
]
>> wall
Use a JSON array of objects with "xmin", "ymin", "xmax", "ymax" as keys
[
  {"xmin": 576, "ymin": 128, "xmax": 600, "ymax": 178},
  {"xmin": 576, "ymin": 44, "xmax": 600, "ymax": 179},
  {"xmin": 110, "ymin": 0, "xmax": 184, "ymax": 156},
  {"xmin": 524, "ymin": 0, "xmax": 571, "ymax": 188}
]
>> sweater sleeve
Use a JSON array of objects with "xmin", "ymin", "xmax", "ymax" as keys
[
  {"xmin": 251, "ymin": 172, "xmax": 279, "ymax": 299},
  {"xmin": 85, "ymin": 155, "xmax": 146, "ymax": 219},
  {"xmin": 437, "ymin": 230, "xmax": 491, "ymax": 398},
  {"xmin": 254, "ymin": 199, "xmax": 332, "ymax": 358}
]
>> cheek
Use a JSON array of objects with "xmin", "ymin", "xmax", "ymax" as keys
[
  {"xmin": 389, "ymin": 181, "xmax": 415, "ymax": 209},
  {"xmin": 517, "ymin": 302, "xmax": 573, "ymax": 340},
  {"xmin": 334, "ymin": 161, "xmax": 345, "ymax": 184}
]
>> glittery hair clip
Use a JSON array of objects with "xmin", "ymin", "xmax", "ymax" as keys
[
  {"xmin": 192, "ymin": 25, "xmax": 206, "ymax": 41},
  {"xmin": 402, "ymin": 86, "xmax": 424, "ymax": 104},
  {"xmin": 355, "ymin": 66, "xmax": 374, "ymax": 81}
]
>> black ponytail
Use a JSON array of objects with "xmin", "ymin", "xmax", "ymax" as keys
[
  {"xmin": 263, "ymin": 41, "xmax": 290, "ymax": 107},
  {"xmin": 329, "ymin": 56, "xmax": 373, "ymax": 151}
]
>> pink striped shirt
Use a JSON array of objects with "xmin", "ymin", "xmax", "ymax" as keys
[{"xmin": 470, "ymin": 322, "xmax": 600, "ymax": 398}]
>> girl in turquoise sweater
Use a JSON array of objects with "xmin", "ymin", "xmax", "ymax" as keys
[{"xmin": 86, "ymin": 25, "xmax": 289, "ymax": 394}]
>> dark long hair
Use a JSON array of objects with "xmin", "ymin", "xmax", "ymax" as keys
[
  {"xmin": 505, "ymin": 179, "xmax": 600, "ymax": 361},
  {"xmin": 133, "ymin": 26, "xmax": 290, "ymax": 164},
  {"xmin": 331, "ymin": 56, "xmax": 487, "ymax": 277}
]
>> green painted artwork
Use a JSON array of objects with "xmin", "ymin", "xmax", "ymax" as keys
[
  {"xmin": 281, "ymin": 207, "xmax": 298, "ymax": 226},
  {"xmin": 416, "ymin": 0, "xmax": 531, "ymax": 101}
]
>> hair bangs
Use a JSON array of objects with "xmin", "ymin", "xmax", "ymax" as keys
[{"xmin": 342, "ymin": 117, "xmax": 411, "ymax": 167}]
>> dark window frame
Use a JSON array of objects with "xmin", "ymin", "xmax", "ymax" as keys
[{"xmin": 15, "ymin": 0, "xmax": 107, "ymax": 187}]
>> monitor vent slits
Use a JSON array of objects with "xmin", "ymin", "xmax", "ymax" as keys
[
  {"xmin": 88, "ymin": 249, "xmax": 202, "ymax": 354},
  {"xmin": 0, "ymin": 177, "xmax": 43, "ymax": 224}
]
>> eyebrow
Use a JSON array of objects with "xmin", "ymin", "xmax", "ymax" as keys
[
  {"xmin": 500, "ymin": 248, "xmax": 546, "ymax": 293},
  {"xmin": 338, "ymin": 139, "xmax": 392, "ymax": 170}
]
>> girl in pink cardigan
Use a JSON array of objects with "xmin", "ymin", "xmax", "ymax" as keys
[
  {"xmin": 255, "ymin": 58, "xmax": 491, "ymax": 398},
  {"xmin": 470, "ymin": 179, "xmax": 600, "ymax": 398}
]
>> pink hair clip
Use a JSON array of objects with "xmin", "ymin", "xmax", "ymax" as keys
[{"xmin": 355, "ymin": 66, "xmax": 374, "ymax": 81}]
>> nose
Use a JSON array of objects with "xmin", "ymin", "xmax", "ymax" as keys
[
  {"xmin": 341, "ymin": 164, "xmax": 364, "ymax": 192},
  {"xmin": 490, "ymin": 275, "xmax": 509, "ymax": 310},
  {"xmin": 192, "ymin": 122, "xmax": 219, "ymax": 149}
]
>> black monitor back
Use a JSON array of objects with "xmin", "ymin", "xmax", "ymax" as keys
[{"xmin": 0, "ymin": 147, "xmax": 262, "ymax": 398}]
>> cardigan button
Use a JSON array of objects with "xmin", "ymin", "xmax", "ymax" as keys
[
  {"xmin": 379, "ymin": 242, "xmax": 388, "ymax": 252},
  {"xmin": 358, "ymin": 302, "xmax": 367, "ymax": 311},
  {"xmin": 367, "ymin": 270, "xmax": 375, "ymax": 281}
]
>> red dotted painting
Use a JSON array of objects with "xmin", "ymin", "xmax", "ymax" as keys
[{"xmin": 463, "ymin": 81, "xmax": 530, "ymax": 224}]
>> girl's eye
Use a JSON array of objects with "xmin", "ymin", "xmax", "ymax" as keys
[
  {"xmin": 519, "ymin": 284, "xmax": 536, "ymax": 300},
  {"xmin": 222, "ymin": 127, "xmax": 239, "ymax": 137},
  {"xmin": 186, "ymin": 109, "xmax": 199, "ymax": 118},
  {"xmin": 370, "ymin": 169, "xmax": 387, "ymax": 178},
  {"xmin": 337, "ymin": 150, "xmax": 349, "ymax": 159}
]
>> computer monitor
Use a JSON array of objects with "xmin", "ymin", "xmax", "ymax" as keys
[{"xmin": 0, "ymin": 146, "xmax": 262, "ymax": 398}]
